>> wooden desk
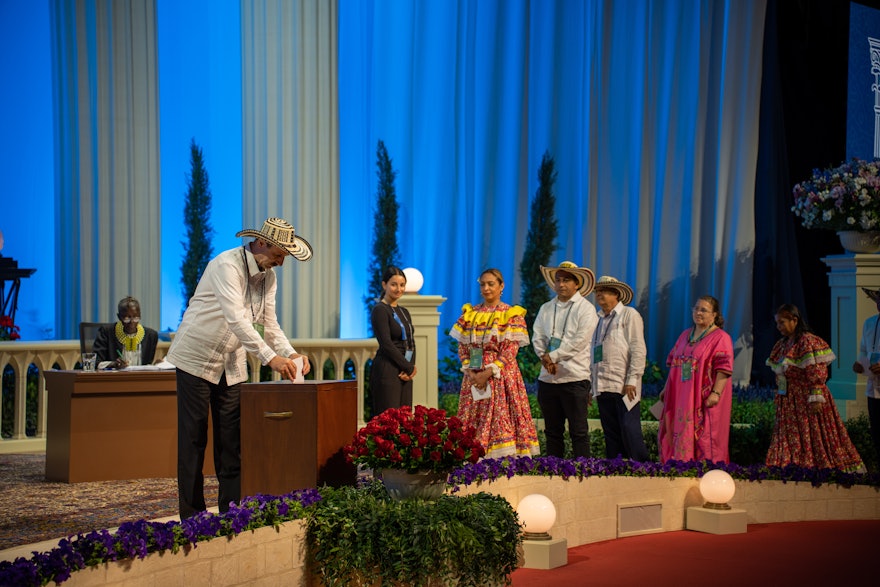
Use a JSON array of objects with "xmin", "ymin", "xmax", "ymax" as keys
[
  {"xmin": 241, "ymin": 380, "xmax": 357, "ymax": 497},
  {"xmin": 44, "ymin": 370, "xmax": 214, "ymax": 482}
]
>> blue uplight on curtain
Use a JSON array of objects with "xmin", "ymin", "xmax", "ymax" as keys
[{"xmin": 339, "ymin": 0, "xmax": 765, "ymax": 381}]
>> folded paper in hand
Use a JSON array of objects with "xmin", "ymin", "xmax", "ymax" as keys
[
  {"xmin": 292, "ymin": 356, "xmax": 305, "ymax": 383},
  {"xmin": 471, "ymin": 382, "xmax": 491, "ymax": 401},
  {"xmin": 649, "ymin": 400, "xmax": 663, "ymax": 420}
]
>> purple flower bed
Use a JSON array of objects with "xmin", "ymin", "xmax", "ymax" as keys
[
  {"xmin": 0, "ymin": 488, "xmax": 322, "ymax": 587},
  {"xmin": 447, "ymin": 455, "xmax": 880, "ymax": 490}
]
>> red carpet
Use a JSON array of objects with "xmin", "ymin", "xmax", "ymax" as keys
[{"xmin": 511, "ymin": 520, "xmax": 879, "ymax": 586}]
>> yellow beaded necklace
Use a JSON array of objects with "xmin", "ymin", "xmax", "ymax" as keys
[{"xmin": 115, "ymin": 322, "xmax": 145, "ymax": 351}]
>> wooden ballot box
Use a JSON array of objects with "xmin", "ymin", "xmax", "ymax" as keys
[
  {"xmin": 241, "ymin": 379, "xmax": 358, "ymax": 498},
  {"xmin": 44, "ymin": 369, "xmax": 214, "ymax": 482}
]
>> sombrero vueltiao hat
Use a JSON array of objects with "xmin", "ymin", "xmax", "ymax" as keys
[
  {"xmin": 236, "ymin": 217, "xmax": 313, "ymax": 262},
  {"xmin": 594, "ymin": 275, "xmax": 634, "ymax": 305},
  {"xmin": 540, "ymin": 261, "xmax": 596, "ymax": 296},
  {"xmin": 862, "ymin": 287, "xmax": 880, "ymax": 302}
]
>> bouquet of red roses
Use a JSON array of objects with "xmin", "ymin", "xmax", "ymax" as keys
[{"xmin": 345, "ymin": 405, "xmax": 485, "ymax": 473}]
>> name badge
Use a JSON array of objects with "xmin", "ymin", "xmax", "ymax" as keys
[
  {"xmin": 469, "ymin": 347, "xmax": 484, "ymax": 369},
  {"xmin": 776, "ymin": 374, "xmax": 787, "ymax": 395},
  {"xmin": 681, "ymin": 360, "xmax": 693, "ymax": 381},
  {"xmin": 253, "ymin": 323, "xmax": 265, "ymax": 339},
  {"xmin": 549, "ymin": 337, "xmax": 562, "ymax": 352},
  {"xmin": 404, "ymin": 350, "xmax": 413, "ymax": 362},
  {"xmin": 593, "ymin": 344, "xmax": 604, "ymax": 363}
]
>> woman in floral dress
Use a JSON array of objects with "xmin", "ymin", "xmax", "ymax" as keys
[
  {"xmin": 450, "ymin": 269, "xmax": 540, "ymax": 458},
  {"xmin": 765, "ymin": 304, "xmax": 863, "ymax": 471}
]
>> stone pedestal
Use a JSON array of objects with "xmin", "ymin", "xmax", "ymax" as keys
[
  {"xmin": 521, "ymin": 538, "xmax": 568, "ymax": 569},
  {"xmin": 400, "ymin": 294, "xmax": 446, "ymax": 408},
  {"xmin": 685, "ymin": 507, "xmax": 747, "ymax": 535},
  {"xmin": 822, "ymin": 254, "xmax": 880, "ymax": 419}
]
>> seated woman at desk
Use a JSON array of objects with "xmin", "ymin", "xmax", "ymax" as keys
[{"xmin": 93, "ymin": 296, "xmax": 159, "ymax": 368}]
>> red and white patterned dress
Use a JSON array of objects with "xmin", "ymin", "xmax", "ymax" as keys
[
  {"xmin": 451, "ymin": 302, "xmax": 540, "ymax": 458},
  {"xmin": 765, "ymin": 332, "xmax": 863, "ymax": 471}
]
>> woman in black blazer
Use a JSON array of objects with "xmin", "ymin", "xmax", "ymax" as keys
[{"xmin": 369, "ymin": 267, "xmax": 416, "ymax": 417}]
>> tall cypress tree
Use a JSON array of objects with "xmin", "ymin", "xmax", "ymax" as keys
[
  {"xmin": 518, "ymin": 151, "xmax": 559, "ymax": 381},
  {"xmin": 180, "ymin": 138, "xmax": 214, "ymax": 315},
  {"xmin": 364, "ymin": 140, "xmax": 401, "ymax": 321}
]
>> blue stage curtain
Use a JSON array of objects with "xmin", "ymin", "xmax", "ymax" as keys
[{"xmin": 339, "ymin": 0, "xmax": 767, "ymax": 381}]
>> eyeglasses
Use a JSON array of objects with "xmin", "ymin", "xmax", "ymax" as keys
[
  {"xmin": 692, "ymin": 307, "xmax": 712, "ymax": 314},
  {"xmin": 121, "ymin": 317, "xmax": 141, "ymax": 324}
]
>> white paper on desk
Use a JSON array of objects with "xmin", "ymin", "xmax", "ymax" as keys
[
  {"xmin": 471, "ymin": 382, "xmax": 491, "ymax": 401},
  {"xmin": 649, "ymin": 400, "xmax": 664, "ymax": 420},
  {"xmin": 292, "ymin": 356, "xmax": 305, "ymax": 383},
  {"xmin": 121, "ymin": 359, "xmax": 176, "ymax": 371}
]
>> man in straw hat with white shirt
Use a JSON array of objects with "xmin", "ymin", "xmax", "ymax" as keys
[
  {"xmin": 532, "ymin": 261, "xmax": 599, "ymax": 458},
  {"xmin": 167, "ymin": 217, "xmax": 313, "ymax": 519},
  {"xmin": 591, "ymin": 275, "xmax": 649, "ymax": 461}
]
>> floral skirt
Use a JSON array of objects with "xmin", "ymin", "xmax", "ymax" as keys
[
  {"xmin": 765, "ymin": 387, "xmax": 863, "ymax": 471},
  {"xmin": 458, "ymin": 367, "xmax": 540, "ymax": 458}
]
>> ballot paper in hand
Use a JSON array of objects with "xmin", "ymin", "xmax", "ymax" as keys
[
  {"xmin": 471, "ymin": 382, "xmax": 491, "ymax": 401},
  {"xmin": 292, "ymin": 356, "xmax": 305, "ymax": 383},
  {"xmin": 649, "ymin": 400, "xmax": 664, "ymax": 420}
]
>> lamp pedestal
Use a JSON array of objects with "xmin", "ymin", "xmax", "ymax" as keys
[
  {"xmin": 686, "ymin": 506, "xmax": 747, "ymax": 535},
  {"xmin": 521, "ymin": 538, "xmax": 568, "ymax": 569}
]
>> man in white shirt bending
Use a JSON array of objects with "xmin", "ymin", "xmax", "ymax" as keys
[{"xmin": 167, "ymin": 217, "xmax": 312, "ymax": 519}]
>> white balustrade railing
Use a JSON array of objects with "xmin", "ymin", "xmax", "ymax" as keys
[{"xmin": 0, "ymin": 338, "xmax": 380, "ymax": 454}]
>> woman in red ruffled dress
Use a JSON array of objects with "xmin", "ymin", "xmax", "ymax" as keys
[
  {"xmin": 765, "ymin": 304, "xmax": 863, "ymax": 471},
  {"xmin": 450, "ymin": 268, "xmax": 540, "ymax": 458}
]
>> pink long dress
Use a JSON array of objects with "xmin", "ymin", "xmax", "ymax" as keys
[{"xmin": 658, "ymin": 327, "xmax": 734, "ymax": 463}]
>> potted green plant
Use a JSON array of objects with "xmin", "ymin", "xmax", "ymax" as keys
[
  {"xmin": 791, "ymin": 158, "xmax": 880, "ymax": 252},
  {"xmin": 344, "ymin": 405, "xmax": 486, "ymax": 499}
]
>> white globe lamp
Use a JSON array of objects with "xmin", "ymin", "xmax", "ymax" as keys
[
  {"xmin": 699, "ymin": 469, "xmax": 736, "ymax": 510},
  {"xmin": 402, "ymin": 267, "xmax": 424, "ymax": 293},
  {"xmin": 516, "ymin": 494, "xmax": 557, "ymax": 540}
]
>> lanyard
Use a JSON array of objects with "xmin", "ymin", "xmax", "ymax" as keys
[
  {"xmin": 241, "ymin": 247, "xmax": 266, "ymax": 323},
  {"xmin": 552, "ymin": 301, "xmax": 574, "ymax": 339},
  {"xmin": 391, "ymin": 306, "xmax": 413, "ymax": 350},
  {"xmin": 469, "ymin": 307, "xmax": 498, "ymax": 346},
  {"xmin": 592, "ymin": 311, "xmax": 617, "ymax": 347}
]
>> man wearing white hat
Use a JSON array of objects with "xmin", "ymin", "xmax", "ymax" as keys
[
  {"xmin": 591, "ymin": 276, "xmax": 649, "ymax": 461},
  {"xmin": 167, "ymin": 217, "xmax": 313, "ymax": 519},
  {"xmin": 532, "ymin": 261, "xmax": 599, "ymax": 458}
]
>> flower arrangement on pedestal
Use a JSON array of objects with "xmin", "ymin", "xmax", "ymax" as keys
[
  {"xmin": 791, "ymin": 158, "xmax": 880, "ymax": 232},
  {"xmin": 344, "ymin": 405, "xmax": 486, "ymax": 474},
  {"xmin": 0, "ymin": 315, "xmax": 20, "ymax": 341}
]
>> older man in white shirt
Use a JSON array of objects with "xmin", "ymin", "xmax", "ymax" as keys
[
  {"xmin": 533, "ymin": 262, "xmax": 598, "ymax": 458},
  {"xmin": 591, "ymin": 276, "xmax": 649, "ymax": 461},
  {"xmin": 167, "ymin": 217, "xmax": 313, "ymax": 519}
]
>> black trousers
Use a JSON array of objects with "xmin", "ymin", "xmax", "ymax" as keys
[
  {"xmin": 597, "ymin": 392, "xmax": 649, "ymax": 461},
  {"xmin": 869, "ymin": 396, "xmax": 880, "ymax": 464},
  {"xmin": 176, "ymin": 368, "xmax": 241, "ymax": 519},
  {"xmin": 537, "ymin": 379, "xmax": 591, "ymax": 458}
]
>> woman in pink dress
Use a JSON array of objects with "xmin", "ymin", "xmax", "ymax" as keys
[
  {"xmin": 765, "ymin": 304, "xmax": 863, "ymax": 471},
  {"xmin": 658, "ymin": 295, "xmax": 733, "ymax": 463},
  {"xmin": 450, "ymin": 268, "xmax": 540, "ymax": 458}
]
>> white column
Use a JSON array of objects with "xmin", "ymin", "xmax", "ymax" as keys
[
  {"xmin": 401, "ymin": 294, "xmax": 447, "ymax": 409},
  {"xmin": 240, "ymin": 0, "xmax": 340, "ymax": 338},
  {"xmin": 822, "ymin": 254, "xmax": 880, "ymax": 419},
  {"xmin": 51, "ymin": 0, "xmax": 162, "ymax": 335}
]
